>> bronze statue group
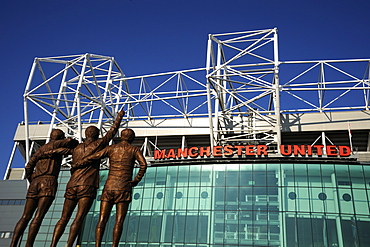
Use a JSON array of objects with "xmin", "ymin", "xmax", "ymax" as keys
[{"xmin": 10, "ymin": 111, "xmax": 148, "ymax": 247}]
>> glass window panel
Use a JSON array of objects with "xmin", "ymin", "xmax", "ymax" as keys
[
  {"xmin": 239, "ymin": 186, "xmax": 253, "ymax": 211},
  {"xmin": 155, "ymin": 166, "xmax": 167, "ymax": 188},
  {"xmin": 163, "ymin": 186, "xmax": 175, "ymax": 210},
  {"xmin": 99, "ymin": 170, "xmax": 109, "ymax": 186},
  {"xmin": 321, "ymin": 164, "xmax": 335, "ymax": 188},
  {"xmin": 136, "ymin": 212, "xmax": 151, "ymax": 242},
  {"xmin": 214, "ymin": 165, "xmax": 226, "ymax": 186},
  {"xmin": 214, "ymin": 187, "xmax": 225, "ymax": 211},
  {"xmin": 174, "ymin": 188, "xmax": 188, "ymax": 210},
  {"xmin": 143, "ymin": 167, "xmax": 157, "ymax": 188},
  {"xmin": 268, "ymin": 220, "xmax": 280, "ymax": 244},
  {"xmin": 213, "ymin": 211, "xmax": 225, "ymax": 245},
  {"xmin": 253, "ymin": 163, "xmax": 267, "ymax": 186},
  {"xmin": 335, "ymin": 165, "xmax": 351, "ymax": 188},
  {"xmin": 186, "ymin": 187, "xmax": 200, "ymax": 210},
  {"xmin": 349, "ymin": 165, "xmax": 366, "ymax": 189},
  {"xmin": 189, "ymin": 165, "xmax": 201, "ymax": 187},
  {"xmin": 352, "ymin": 189, "xmax": 369, "ymax": 215},
  {"xmin": 267, "ymin": 186, "xmax": 279, "ymax": 208},
  {"xmin": 341, "ymin": 218, "xmax": 360, "ymax": 247},
  {"xmin": 239, "ymin": 163, "xmax": 252, "ymax": 186},
  {"xmin": 81, "ymin": 213, "xmax": 95, "ymax": 242},
  {"xmin": 125, "ymin": 212, "xmax": 140, "ymax": 242},
  {"xmin": 177, "ymin": 166, "xmax": 190, "ymax": 187},
  {"xmin": 363, "ymin": 165, "xmax": 370, "ymax": 190},
  {"xmin": 199, "ymin": 187, "xmax": 212, "ymax": 210},
  {"xmin": 281, "ymin": 164, "xmax": 294, "ymax": 187},
  {"xmin": 307, "ymin": 164, "xmax": 322, "ymax": 188},
  {"xmin": 310, "ymin": 216, "xmax": 328, "ymax": 246},
  {"xmin": 166, "ymin": 166, "xmax": 179, "ymax": 188},
  {"xmin": 37, "ymin": 233, "xmax": 49, "ymax": 241},
  {"xmin": 253, "ymin": 187, "xmax": 268, "ymax": 213},
  {"xmin": 184, "ymin": 212, "xmax": 198, "ymax": 243},
  {"xmin": 309, "ymin": 187, "xmax": 325, "ymax": 213},
  {"xmin": 152, "ymin": 187, "xmax": 165, "ymax": 211},
  {"xmin": 200, "ymin": 165, "xmax": 213, "ymax": 186},
  {"xmin": 162, "ymin": 211, "xmax": 175, "ymax": 242},
  {"xmin": 148, "ymin": 211, "xmax": 163, "ymax": 243},
  {"xmin": 321, "ymin": 187, "xmax": 336, "ymax": 213},
  {"xmin": 172, "ymin": 212, "xmax": 186, "ymax": 243},
  {"xmin": 294, "ymin": 163, "xmax": 309, "ymax": 187},
  {"xmin": 225, "ymin": 164, "xmax": 239, "ymax": 187},
  {"xmin": 296, "ymin": 214, "xmax": 313, "ymax": 247},
  {"xmin": 141, "ymin": 187, "xmax": 154, "ymax": 210},
  {"xmin": 356, "ymin": 216, "xmax": 370, "ymax": 247},
  {"xmin": 52, "ymin": 204, "xmax": 63, "ymax": 211},
  {"xmin": 197, "ymin": 212, "xmax": 209, "ymax": 244},
  {"xmin": 131, "ymin": 187, "xmax": 144, "ymax": 211},
  {"xmin": 296, "ymin": 187, "xmax": 310, "ymax": 212},
  {"xmin": 267, "ymin": 169, "xmax": 279, "ymax": 187},
  {"xmin": 338, "ymin": 188, "xmax": 354, "ymax": 214},
  {"xmin": 286, "ymin": 188, "xmax": 297, "ymax": 212}
]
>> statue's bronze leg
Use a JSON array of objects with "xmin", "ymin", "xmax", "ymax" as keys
[
  {"xmin": 95, "ymin": 200, "xmax": 113, "ymax": 247},
  {"xmin": 66, "ymin": 197, "xmax": 94, "ymax": 247},
  {"xmin": 10, "ymin": 198, "xmax": 38, "ymax": 247},
  {"xmin": 112, "ymin": 202, "xmax": 130, "ymax": 247},
  {"xmin": 25, "ymin": 196, "xmax": 54, "ymax": 247},
  {"xmin": 50, "ymin": 198, "xmax": 78, "ymax": 247}
]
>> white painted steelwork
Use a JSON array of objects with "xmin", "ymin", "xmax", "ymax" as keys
[{"xmin": 18, "ymin": 28, "xmax": 370, "ymax": 165}]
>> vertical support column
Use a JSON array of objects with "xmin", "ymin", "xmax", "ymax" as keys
[
  {"xmin": 331, "ymin": 173, "xmax": 344, "ymax": 247},
  {"xmin": 318, "ymin": 63, "xmax": 325, "ymax": 111},
  {"xmin": 206, "ymin": 35, "xmax": 215, "ymax": 148},
  {"xmin": 278, "ymin": 166, "xmax": 286, "ymax": 246},
  {"xmin": 47, "ymin": 64, "xmax": 69, "ymax": 142},
  {"xmin": 3, "ymin": 142, "xmax": 18, "ymax": 180},
  {"xmin": 24, "ymin": 60, "xmax": 37, "ymax": 162},
  {"xmin": 273, "ymin": 28, "xmax": 282, "ymax": 151},
  {"xmin": 98, "ymin": 58, "xmax": 114, "ymax": 130},
  {"xmin": 322, "ymin": 132, "xmax": 327, "ymax": 155},
  {"xmin": 213, "ymin": 43, "xmax": 222, "ymax": 146},
  {"xmin": 363, "ymin": 63, "xmax": 370, "ymax": 110},
  {"xmin": 76, "ymin": 56, "xmax": 88, "ymax": 142},
  {"xmin": 143, "ymin": 137, "xmax": 148, "ymax": 157}
]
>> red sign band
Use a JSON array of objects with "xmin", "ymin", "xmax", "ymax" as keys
[{"xmin": 154, "ymin": 144, "xmax": 351, "ymax": 160}]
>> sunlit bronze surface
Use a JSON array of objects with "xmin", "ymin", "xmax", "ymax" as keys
[
  {"xmin": 50, "ymin": 111, "xmax": 125, "ymax": 247},
  {"xmin": 10, "ymin": 129, "xmax": 78, "ymax": 247},
  {"xmin": 77, "ymin": 128, "xmax": 147, "ymax": 247}
]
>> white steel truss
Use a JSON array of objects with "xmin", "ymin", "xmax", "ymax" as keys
[
  {"xmin": 206, "ymin": 28, "xmax": 280, "ymax": 147},
  {"xmin": 21, "ymin": 29, "xmax": 370, "ymax": 163}
]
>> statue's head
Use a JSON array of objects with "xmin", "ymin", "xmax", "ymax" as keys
[
  {"xmin": 50, "ymin": 129, "xmax": 65, "ymax": 140},
  {"xmin": 121, "ymin": 128, "xmax": 135, "ymax": 143},
  {"xmin": 85, "ymin": 126, "xmax": 100, "ymax": 140}
]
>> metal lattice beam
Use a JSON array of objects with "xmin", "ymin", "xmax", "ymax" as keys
[{"xmin": 21, "ymin": 29, "xmax": 370, "ymax": 164}]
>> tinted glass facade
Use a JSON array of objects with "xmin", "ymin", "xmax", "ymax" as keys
[{"xmin": 77, "ymin": 162, "xmax": 370, "ymax": 247}]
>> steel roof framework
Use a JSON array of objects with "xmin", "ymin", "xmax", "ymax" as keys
[{"xmin": 20, "ymin": 28, "xmax": 370, "ymax": 163}]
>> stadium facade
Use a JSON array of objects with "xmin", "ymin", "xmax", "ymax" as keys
[{"xmin": 2, "ymin": 28, "xmax": 370, "ymax": 246}]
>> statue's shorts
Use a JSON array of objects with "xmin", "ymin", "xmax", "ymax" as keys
[
  {"xmin": 64, "ymin": 185, "xmax": 97, "ymax": 200},
  {"xmin": 100, "ymin": 189, "xmax": 132, "ymax": 204},
  {"xmin": 26, "ymin": 175, "xmax": 57, "ymax": 199}
]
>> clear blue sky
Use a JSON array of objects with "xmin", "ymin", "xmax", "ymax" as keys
[{"xmin": 1, "ymin": 0, "xmax": 370, "ymax": 177}]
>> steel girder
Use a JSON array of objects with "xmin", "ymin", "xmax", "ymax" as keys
[{"xmin": 20, "ymin": 29, "xmax": 370, "ymax": 165}]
